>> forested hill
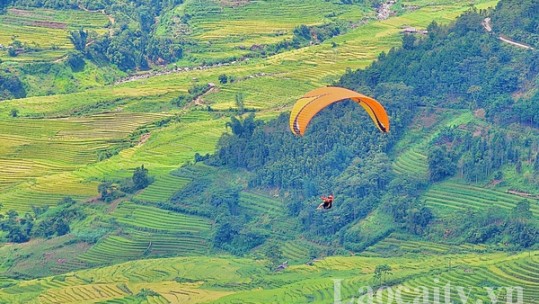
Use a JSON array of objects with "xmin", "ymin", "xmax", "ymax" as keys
[
  {"xmin": 490, "ymin": 0, "xmax": 539, "ymax": 48},
  {"xmin": 200, "ymin": 4, "xmax": 539, "ymax": 254}
]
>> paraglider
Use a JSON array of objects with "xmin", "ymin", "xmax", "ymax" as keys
[
  {"xmin": 289, "ymin": 86, "xmax": 390, "ymax": 210},
  {"xmin": 289, "ymin": 86, "xmax": 390, "ymax": 136},
  {"xmin": 317, "ymin": 194, "xmax": 334, "ymax": 210}
]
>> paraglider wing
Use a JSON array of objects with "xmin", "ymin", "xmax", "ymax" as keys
[{"xmin": 289, "ymin": 86, "xmax": 390, "ymax": 136}]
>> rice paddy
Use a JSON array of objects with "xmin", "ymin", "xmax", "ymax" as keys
[
  {"xmin": 0, "ymin": 8, "xmax": 109, "ymax": 62},
  {"xmin": 423, "ymin": 179, "xmax": 539, "ymax": 216},
  {"xmin": 1, "ymin": 251, "xmax": 536, "ymax": 303}
]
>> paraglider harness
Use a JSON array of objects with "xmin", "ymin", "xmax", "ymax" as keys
[{"xmin": 318, "ymin": 195, "xmax": 334, "ymax": 210}]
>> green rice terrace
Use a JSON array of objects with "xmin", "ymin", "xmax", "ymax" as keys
[{"xmin": 1, "ymin": 0, "xmax": 539, "ymax": 303}]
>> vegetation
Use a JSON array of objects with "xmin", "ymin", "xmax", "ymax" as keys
[
  {"xmin": 0, "ymin": 197, "xmax": 84, "ymax": 243},
  {"xmin": 3, "ymin": 0, "xmax": 539, "ymax": 302}
]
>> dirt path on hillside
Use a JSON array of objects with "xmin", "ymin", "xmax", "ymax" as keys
[
  {"xmin": 483, "ymin": 18, "xmax": 535, "ymax": 50},
  {"xmin": 112, "ymin": 60, "xmax": 276, "ymax": 85}
]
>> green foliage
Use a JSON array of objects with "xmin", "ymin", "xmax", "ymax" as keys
[
  {"xmin": 433, "ymin": 201, "xmax": 538, "ymax": 248},
  {"xmin": 0, "ymin": 0, "xmax": 15, "ymax": 12},
  {"xmin": 9, "ymin": 108, "xmax": 18, "ymax": 117},
  {"xmin": 132, "ymin": 164, "xmax": 150, "ymax": 190},
  {"xmin": 340, "ymin": 9, "xmax": 539, "ymax": 127},
  {"xmin": 172, "ymin": 83, "xmax": 211, "ymax": 107},
  {"xmin": 12, "ymin": 0, "xmax": 185, "ymax": 70},
  {"xmin": 0, "ymin": 197, "xmax": 83, "ymax": 242},
  {"xmin": 210, "ymin": 93, "xmax": 412, "ymax": 240},
  {"xmin": 427, "ymin": 146, "xmax": 456, "ymax": 182},
  {"xmin": 218, "ymin": 74, "xmax": 228, "ymax": 84},
  {"xmin": 66, "ymin": 52, "xmax": 85, "ymax": 72},
  {"xmin": 235, "ymin": 92, "xmax": 245, "ymax": 115},
  {"xmin": 373, "ymin": 263, "xmax": 392, "ymax": 286},
  {"xmin": 69, "ymin": 28, "xmax": 88, "ymax": 53},
  {"xmin": 264, "ymin": 241, "xmax": 284, "ymax": 268},
  {"xmin": 0, "ymin": 71, "xmax": 26, "ymax": 100},
  {"xmin": 293, "ymin": 22, "xmax": 347, "ymax": 44},
  {"xmin": 491, "ymin": 0, "xmax": 539, "ymax": 47},
  {"xmin": 98, "ymin": 181, "xmax": 124, "ymax": 203}
]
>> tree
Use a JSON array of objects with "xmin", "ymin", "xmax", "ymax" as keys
[
  {"xmin": 7, "ymin": 47, "xmax": 17, "ymax": 57},
  {"xmin": 98, "ymin": 181, "xmax": 115, "ymax": 202},
  {"xmin": 402, "ymin": 34, "xmax": 416, "ymax": 50},
  {"xmin": 373, "ymin": 264, "xmax": 392, "ymax": 286},
  {"xmin": 69, "ymin": 28, "xmax": 88, "ymax": 53},
  {"xmin": 10, "ymin": 108, "xmax": 18, "ymax": 117},
  {"xmin": 511, "ymin": 200, "xmax": 533, "ymax": 220},
  {"xmin": 7, "ymin": 226, "xmax": 29, "ymax": 243},
  {"xmin": 66, "ymin": 52, "xmax": 85, "ymax": 72},
  {"xmin": 218, "ymin": 74, "xmax": 228, "ymax": 84},
  {"xmin": 428, "ymin": 146, "xmax": 456, "ymax": 181},
  {"xmin": 133, "ymin": 165, "xmax": 150, "ymax": 190},
  {"xmin": 54, "ymin": 219, "xmax": 70, "ymax": 236},
  {"xmin": 235, "ymin": 92, "xmax": 245, "ymax": 115},
  {"xmin": 406, "ymin": 206, "xmax": 434, "ymax": 234},
  {"xmin": 516, "ymin": 160, "xmax": 522, "ymax": 174},
  {"xmin": 264, "ymin": 242, "xmax": 283, "ymax": 268}
]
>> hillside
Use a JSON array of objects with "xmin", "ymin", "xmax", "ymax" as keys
[{"xmin": 2, "ymin": 0, "xmax": 539, "ymax": 303}]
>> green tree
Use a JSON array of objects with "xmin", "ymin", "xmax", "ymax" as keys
[
  {"xmin": 373, "ymin": 264, "xmax": 392, "ymax": 286},
  {"xmin": 264, "ymin": 242, "xmax": 283, "ymax": 268},
  {"xmin": 218, "ymin": 74, "xmax": 228, "ymax": 84},
  {"xmin": 235, "ymin": 92, "xmax": 245, "ymax": 115},
  {"xmin": 10, "ymin": 108, "xmax": 19, "ymax": 117},
  {"xmin": 428, "ymin": 146, "xmax": 455, "ymax": 181},
  {"xmin": 98, "ymin": 181, "xmax": 114, "ymax": 202},
  {"xmin": 133, "ymin": 165, "xmax": 150, "ymax": 190},
  {"xmin": 54, "ymin": 219, "xmax": 70, "ymax": 236},
  {"xmin": 69, "ymin": 28, "xmax": 88, "ymax": 53},
  {"xmin": 406, "ymin": 206, "xmax": 434, "ymax": 235}
]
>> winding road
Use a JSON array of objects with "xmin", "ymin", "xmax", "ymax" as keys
[{"xmin": 483, "ymin": 17, "xmax": 535, "ymax": 50}]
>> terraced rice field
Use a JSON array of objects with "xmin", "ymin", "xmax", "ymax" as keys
[
  {"xmin": 281, "ymin": 240, "xmax": 312, "ymax": 263},
  {"xmin": 162, "ymin": 0, "xmax": 367, "ymax": 64},
  {"xmin": 376, "ymin": 255, "xmax": 539, "ymax": 304},
  {"xmin": 424, "ymin": 180, "xmax": 539, "ymax": 216},
  {"xmin": 239, "ymin": 191, "xmax": 283, "ymax": 216},
  {"xmin": 76, "ymin": 201, "xmax": 212, "ymax": 265},
  {"xmin": 78, "ymin": 229, "xmax": 210, "ymax": 266},
  {"xmin": 134, "ymin": 173, "xmax": 191, "ymax": 203},
  {"xmin": 392, "ymin": 111, "xmax": 475, "ymax": 178},
  {"xmin": 3, "ymin": 249, "xmax": 536, "ymax": 303},
  {"xmin": 112, "ymin": 201, "xmax": 211, "ymax": 234},
  {"xmin": 0, "ymin": 113, "xmax": 167, "ymax": 211},
  {"xmin": 363, "ymin": 234, "xmax": 488, "ymax": 256},
  {"xmin": 0, "ymin": 8, "xmax": 109, "ymax": 62}
]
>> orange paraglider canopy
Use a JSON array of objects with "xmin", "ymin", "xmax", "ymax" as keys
[{"xmin": 289, "ymin": 86, "xmax": 390, "ymax": 136}]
